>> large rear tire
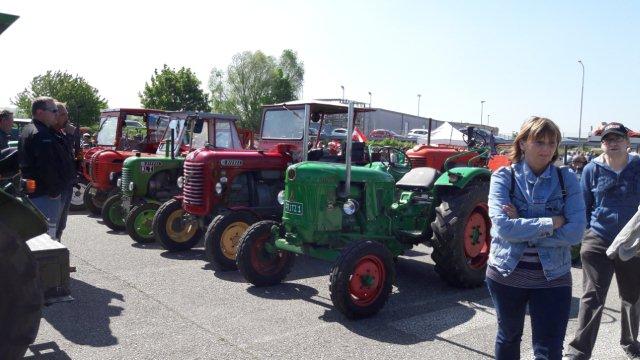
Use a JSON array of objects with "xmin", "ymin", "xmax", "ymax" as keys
[
  {"xmin": 126, "ymin": 202, "xmax": 160, "ymax": 243},
  {"xmin": 236, "ymin": 220, "xmax": 294, "ymax": 286},
  {"xmin": 329, "ymin": 240, "xmax": 394, "ymax": 319},
  {"xmin": 101, "ymin": 194, "xmax": 126, "ymax": 231},
  {"xmin": 431, "ymin": 181, "xmax": 491, "ymax": 288},
  {"xmin": 0, "ymin": 232, "xmax": 43, "ymax": 359},
  {"xmin": 152, "ymin": 199, "xmax": 202, "ymax": 251},
  {"xmin": 83, "ymin": 183, "xmax": 101, "ymax": 215},
  {"xmin": 205, "ymin": 212, "xmax": 256, "ymax": 271}
]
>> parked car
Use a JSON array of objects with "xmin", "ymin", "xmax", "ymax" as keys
[
  {"xmin": 331, "ymin": 128, "xmax": 348, "ymax": 138},
  {"xmin": 368, "ymin": 129, "xmax": 408, "ymax": 141},
  {"xmin": 407, "ymin": 128, "xmax": 429, "ymax": 139}
]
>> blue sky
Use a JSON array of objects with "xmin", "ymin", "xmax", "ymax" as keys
[{"xmin": 1, "ymin": 0, "xmax": 638, "ymax": 136}]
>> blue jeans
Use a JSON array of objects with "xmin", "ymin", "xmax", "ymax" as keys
[
  {"xmin": 486, "ymin": 277, "xmax": 572, "ymax": 360},
  {"xmin": 56, "ymin": 186, "xmax": 73, "ymax": 240},
  {"xmin": 30, "ymin": 195, "xmax": 63, "ymax": 240}
]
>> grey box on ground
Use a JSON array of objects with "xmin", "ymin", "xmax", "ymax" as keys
[{"xmin": 26, "ymin": 234, "xmax": 72, "ymax": 304}]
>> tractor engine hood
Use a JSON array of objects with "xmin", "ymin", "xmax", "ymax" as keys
[{"xmin": 186, "ymin": 148, "xmax": 293, "ymax": 169}]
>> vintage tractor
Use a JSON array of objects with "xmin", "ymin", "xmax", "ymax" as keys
[
  {"xmin": 103, "ymin": 113, "xmax": 243, "ymax": 242},
  {"xmin": 236, "ymin": 102, "xmax": 495, "ymax": 319},
  {"xmin": 82, "ymin": 108, "xmax": 171, "ymax": 215},
  {"xmin": 152, "ymin": 101, "xmax": 371, "ymax": 271}
]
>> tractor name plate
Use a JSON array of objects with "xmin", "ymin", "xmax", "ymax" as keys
[
  {"xmin": 141, "ymin": 161, "xmax": 163, "ymax": 173},
  {"xmin": 220, "ymin": 159, "xmax": 243, "ymax": 167},
  {"xmin": 284, "ymin": 200, "xmax": 303, "ymax": 216}
]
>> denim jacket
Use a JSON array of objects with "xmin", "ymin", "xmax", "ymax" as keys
[
  {"xmin": 487, "ymin": 161, "xmax": 587, "ymax": 280},
  {"xmin": 582, "ymin": 154, "xmax": 640, "ymax": 244}
]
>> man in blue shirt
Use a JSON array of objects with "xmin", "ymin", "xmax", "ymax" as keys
[{"xmin": 565, "ymin": 123, "xmax": 640, "ymax": 360}]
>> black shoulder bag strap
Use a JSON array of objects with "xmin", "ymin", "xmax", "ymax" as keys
[
  {"xmin": 509, "ymin": 165, "xmax": 515, "ymax": 199},
  {"xmin": 556, "ymin": 166, "xmax": 567, "ymax": 201}
]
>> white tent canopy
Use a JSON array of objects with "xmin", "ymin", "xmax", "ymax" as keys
[{"xmin": 417, "ymin": 122, "xmax": 467, "ymax": 146}]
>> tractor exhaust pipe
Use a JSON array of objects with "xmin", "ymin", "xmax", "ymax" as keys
[
  {"xmin": 343, "ymin": 101, "xmax": 354, "ymax": 198},
  {"xmin": 427, "ymin": 117, "xmax": 433, "ymax": 146}
]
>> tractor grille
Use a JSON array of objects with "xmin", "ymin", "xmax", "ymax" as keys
[
  {"xmin": 90, "ymin": 156, "xmax": 99, "ymax": 181},
  {"xmin": 121, "ymin": 167, "xmax": 131, "ymax": 194},
  {"xmin": 410, "ymin": 157, "xmax": 427, "ymax": 168},
  {"xmin": 183, "ymin": 161, "xmax": 204, "ymax": 206}
]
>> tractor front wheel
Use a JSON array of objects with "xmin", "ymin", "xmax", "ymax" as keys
[
  {"xmin": 205, "ymin": 212, "xmax": 256, "ymax": 271},
  {"xmin": 236, "ymin": 220, "xmax": 294, "ymax": 286},
  {"xmin": 101, "ymin": 194, "xmax": 126, "ymax": 231},
  {"xmin": 126, "ymin": 202, "xmax": 160, "ymax": 243},
  {"xmin": 329, "ymin": 240, "xmax": 394, "ymax": 319},
  {"xmin": 431, "ymin": 181, "xmax": 491, "ymax": 288},
  {"xmin": 152, "ymin": 199, "xmax": 202, "ymax": 251},
  {"xmin": 82, "ymin": 184, "xmax": 102, "ymax": 215}
]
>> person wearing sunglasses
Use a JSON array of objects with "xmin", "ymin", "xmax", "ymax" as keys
[
  {"xmin": 565, "ymin": 122, "xmax": 640, "ymax": 359},
  {"xmin": 17, "ymin": 96, "xmax": 70, "ymax": 240}
]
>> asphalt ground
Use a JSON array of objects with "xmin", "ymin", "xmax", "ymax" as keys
[{"xmin": 26, "ymin": 211, "xmax": 629, "ymax": 359}]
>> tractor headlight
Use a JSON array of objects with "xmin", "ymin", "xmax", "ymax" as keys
[
  {"xmin": 343, "ymin": 199, "xmax": 359, "ymax": 215},
  {"xmin": 219, "ymin": 176, "xmax": 228, "ymax": 184},
  {"xmin": 128, "ymin": 182, "xmax": 135, "ymax": 192},
  {"xmin": 117, "ymin": 178, "xmax": 122, "ymax": 188},
  {"xmin": 176, "ymin": 176, "xmax": 184, "ymax": 188},
  {"xmin": 215, "ymin": 182, "xmax": 224, "ymax": 194},
  {"xmin": 277, "ymin": 190, "xmax": 285, "ymax": 205},
  {"xmin": 109, "ymin": 172, "xmax": 116, "ymax": 182}
]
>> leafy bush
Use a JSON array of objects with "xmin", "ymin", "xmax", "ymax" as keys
[{"xmin": 367, "ymin": 139, "xmax": 416, "ymax": 150}]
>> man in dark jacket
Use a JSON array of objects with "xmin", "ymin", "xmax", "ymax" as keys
[
  {"xmin": 18, "ymin": 97, "xmax": 71, "ymax": 239},
  {"xmin": 565, "ymin": 122, "xmax": 640, "ymax": 360},
  {"xmin": 53, "ymin": 102, "xmax": 78, "ymax": 240},
  {"xmin": 0, "ymin": 110, "xmax": 13, "ymax": 150}
]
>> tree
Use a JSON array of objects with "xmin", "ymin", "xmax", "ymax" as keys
[
  {"xmin": 209, "ymin": 49, "xmax": 304, "ymax": 131},
  {"xmin": 139, "ymin": 65, "xmax": 210, "ymax": 112},
  {"xmin": 12, "ymin": 71, "xmax": 108, "ymax": 126}
]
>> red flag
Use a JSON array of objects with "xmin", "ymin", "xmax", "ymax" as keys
[{"xmin": 352, "ymin": 127, "xmax": 367, "ymax": 142}]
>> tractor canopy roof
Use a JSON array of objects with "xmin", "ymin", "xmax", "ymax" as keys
[{"xmin": 262, "ymin": 100, "xmax": 373, "ymax": 115}]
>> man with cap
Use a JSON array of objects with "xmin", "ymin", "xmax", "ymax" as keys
[{"xmin": 565, "ymin": 122, "xmax": 640, "ymax": 359}]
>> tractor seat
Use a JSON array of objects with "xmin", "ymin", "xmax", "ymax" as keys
[
  {"xmin": 395, "ymin": 167, "xmax": 440, "ymax": 190},
  {"xmin": 0, "ymin": 148, "xmax": 19, "ymax": 178}
]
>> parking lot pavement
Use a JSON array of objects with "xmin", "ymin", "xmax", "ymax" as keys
[{"xmin": 27, "ymin": 212, "xmax": 628, "ymax": 359}]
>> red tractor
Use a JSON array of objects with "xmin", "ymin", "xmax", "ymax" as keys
[
  {"xmin": 152, "ymin": 100, "xmax": 370, "ymax": 270},
  {"xmin": 82, "ymin": 108, "xmax": 172, "ymax": 215}
]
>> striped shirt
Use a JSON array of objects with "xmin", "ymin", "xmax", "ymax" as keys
[{"xmin": 486, "ymin": 246, "xmax": 572, "ymax": 288}]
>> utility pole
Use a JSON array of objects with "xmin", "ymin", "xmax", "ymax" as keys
[
  {"xmin": 417, "ymin": 94, "xmax": 422, "ymax": 116},
  {"xmin": 480, "ymin": 100, "xmax": 486, "ymax": 125},
  {"xmin": 578, "ymin": 60, "xmax": 585, "ymax": 141}
]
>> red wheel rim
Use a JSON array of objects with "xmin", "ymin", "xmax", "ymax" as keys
[
  {"xmin": 348, "ymin": 255, "xmax": 386, "ymax": 306},
  {"xmin": 463, "ymin": 204, "xmax": 491, "ymax": 270},
  {"xmin": 250, "ymin": 232, "xmax": 286, "ymax": 275}
]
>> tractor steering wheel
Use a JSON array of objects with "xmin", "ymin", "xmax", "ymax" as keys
[
  {"xmin": 378, "ymin": 146, "xmax": 412, "ymax": 172},
  {"xmin": 463, "ymin": 129, "xmax": 489, "ymax": 148}
]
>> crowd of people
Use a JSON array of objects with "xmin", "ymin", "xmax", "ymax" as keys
[
  {"xmin": 488, "ymin": 118, "xmax": 640, "ymax": 360},
  {"xmin": 3, "ymin": 97, "xmax": 81, "ymax": 241}
]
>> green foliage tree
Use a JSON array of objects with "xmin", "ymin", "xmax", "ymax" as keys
[
  {"xmin": 12, "ymin": 70, "xmax": 108, "ymax": 126},
  {"xmin": 209, "ymin": 49, "xmax": 304, "ymax": 131},
  {"xmin": 139, "ymin": 65, "xmax": 211, "ymax": 112}
]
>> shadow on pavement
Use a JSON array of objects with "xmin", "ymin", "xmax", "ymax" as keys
[
  {"xmin": 211, "ymin": 254, "xmax": 332, "ymax": 283},
  {"xmin": 160, "ymin": 248, "xmax": 206, "ymax": 261},
  {"xmin": 25, "ymin": 341, "xmax": 71, "ymax": 359},
  {"xmin": 43, "ymin": 278, "xmax": 123, "ymax": 347},
  {"xmin": 130, "ymin": 241, "xmax": 164, "ymax": 250}
]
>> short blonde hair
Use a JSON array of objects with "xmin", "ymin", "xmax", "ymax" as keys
[{"xmin": 510, "ymin": 116, "xmax": 562, "ymax": 163}]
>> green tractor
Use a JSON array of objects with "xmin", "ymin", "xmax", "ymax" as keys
[
  {"xmin": 236, "ymin": 102, "xmax": 494, "ymax": 319},
  {"xmin": 101, "ymin": 113, "xmax": 241, "ymax": 242}
]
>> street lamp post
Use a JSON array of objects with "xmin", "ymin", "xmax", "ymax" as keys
[
  {"xmin": 487, "ymin": 114, "xmax": 490, "ymax": 126},
  {"xmin": 578, "ymin": 60, "xmax": 585, "ymax": 141},
  {"xmin": 417, "ymin": 94, "xmax": 422, "ymax": 116},
  {"xmin": 368, "ymin": 91, "xmax": 372, "ymax": 108},
  {"xmin": 480, "ymin": 100, "xmax": 486, "ymax": 126},
  {"xmin": 340, "ymin": 85, "xmax": 345, "ymax": 101}
]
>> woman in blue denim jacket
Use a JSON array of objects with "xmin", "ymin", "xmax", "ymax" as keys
[{"xmin": 487, "ymin": 117, "xmax": 587, "ymax": 360}]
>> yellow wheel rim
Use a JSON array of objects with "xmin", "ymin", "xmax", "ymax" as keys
[
  {"xmin": 165, "ymin": 208, "xmax": 197, "ymax": 243},
  {"xmin": 220, "ymin": 221, "xmax": 249, "ymax": 260}
]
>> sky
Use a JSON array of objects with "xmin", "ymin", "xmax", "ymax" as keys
[{"xmin": 1, "ymin": 0, "xmax": 638, "ymax": 136}]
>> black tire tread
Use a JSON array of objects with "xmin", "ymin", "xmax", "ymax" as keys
[
  {"xmin": 126, "ymin": 202, "xmax": 160, "ymax": 243},
  {"xmin": 101, "ymin": 194, "xmax": 125, "ymax": 231},
  {"xmin": 204, "ymin": 212, "xmax": 257, "ymax": 271},
  {"xmin": 152, "ymin": 199, "xmax": 202, "ymax": 252}
]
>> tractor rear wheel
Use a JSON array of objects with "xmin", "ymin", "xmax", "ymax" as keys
[
  {"xmin": 101, "ymin": 194, "xmax": 126, "ymax": 231},
  {"xmin": 329, "ymin": 240, "xmax": 394, "ymax": 319},
  {"xmin": 0, "ymin": 230, "xmax": 43, "ymax": 359},
  {"xmin": 83, "ymin": 183, "xmax": 101, "ymax": 215},
  {"xmin": 69, "ymin": 181, "xmax": 87, "ymax": 212},
  {"xmin": 205, "ymin": 212, "xmax": 256, "ymax": 271},
  {"xmin": 153, "ymin": 199, "xmax": 202, "ymax": 251},
  {"xmin": 126, "ymin": 202, "xmax": 160, "ymax": 243},
  {"xmin": 431, "ymin": 180, "xmax": 491, "ymax": 288},
  {"xmin": 236, "ymin": 220, "xmax": 294, "ymax": 286}
]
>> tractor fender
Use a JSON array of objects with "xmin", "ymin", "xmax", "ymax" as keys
[{"xmin": 434, "ymin": 167, "xmax": 491, "ymax": 189}]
